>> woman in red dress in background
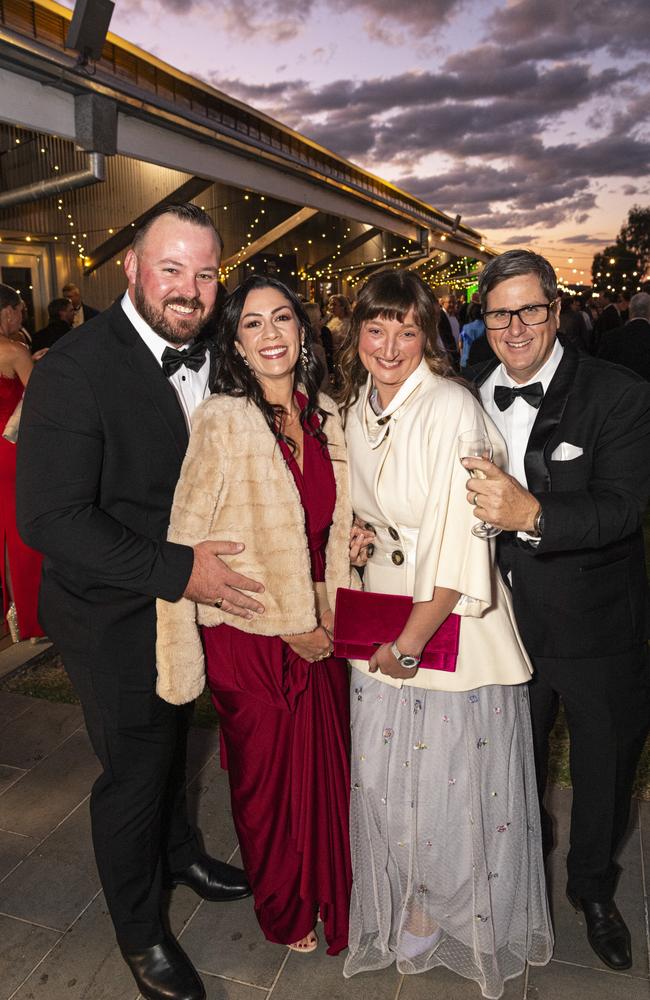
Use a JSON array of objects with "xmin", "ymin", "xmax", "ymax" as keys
[
  {"xmin": 156, "ymin": 276, "xmax": 354, "ymax": 955},
  {"xmin": 0, "ymin": 284, "xmax": 44, "ymax": 642}
]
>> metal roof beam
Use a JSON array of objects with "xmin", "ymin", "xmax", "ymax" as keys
[
  {"xmin": 82, "ymin": 175, "xmax": 214, "ymax": 274},
  {"xmin": 427, "ymin": 234, "xmax": 490, "ymax": 264},
  {"xmin": 353, "ymin": 252, "xmax": 430, "ymax": 282},
  {"xmin": 0, "ymin": 60, "xmax": 494, "ymax": 259},
  {"xmin": 306, "ymin": 226, "xmax": 380, "ymax": 275},
  {"xmin": 221, "ymin": 207, "xmax": 318, "ymax": 270},
  {"xmin": 405, "ymin": 249, "xmax": 451, "ymax": 272}
]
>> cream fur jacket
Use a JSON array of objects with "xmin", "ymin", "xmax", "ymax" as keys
[{"xmin": 156, "ymin": 391, "xmax": 355, "ymax": 705}]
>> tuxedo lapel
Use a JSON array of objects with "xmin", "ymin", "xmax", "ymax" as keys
[
  {"xmin": 524, "ymin": 344, "xmax": 579, "ymax": 492},
  {"xmin": 206, "ymin": 337, "xmax": 218, "ymax": 391},
  {"xmin": 109, "ymin": 302, "xmax": 189, "ymax": 461}
]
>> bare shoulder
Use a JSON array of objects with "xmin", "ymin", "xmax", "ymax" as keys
[{"xmin": 0, "ymin": 337, "xmax": 28, "ymax": 362}]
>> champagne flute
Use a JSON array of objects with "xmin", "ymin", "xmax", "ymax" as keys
[{"xmin": 457, "ymin": 430, "xmax": 502, "ymax": 539}]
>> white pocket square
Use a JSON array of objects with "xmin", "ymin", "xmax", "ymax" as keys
[{"xmin": 550, "ymin": 442, "xmax": 583, "ymax": 461}]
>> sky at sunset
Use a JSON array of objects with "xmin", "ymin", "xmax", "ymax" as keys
[{"xmin": 60, "ymin": 0, "xmax": 650, "ymax": 281}]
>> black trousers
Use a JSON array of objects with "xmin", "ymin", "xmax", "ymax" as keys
[
  {"xmin": 528, "ymin": 645, "xmax": 649, "ymax": 901},
  {"xmin": 63, "ymin": 653, "xmax": 200, "ymax": 951}
]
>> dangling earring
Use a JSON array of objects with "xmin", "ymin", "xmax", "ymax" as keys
[
  {"xmin": 300, "ymin": 340, "xmax": 308, "ymax": 366},
  {"xmin": 237, "ymin": 350, "xmax": 250, "ymax": 368}
]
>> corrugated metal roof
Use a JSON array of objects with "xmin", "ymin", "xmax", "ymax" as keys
[{"xmin": 0, "ymin": 0, "xmax": 489, "ymax": 252}]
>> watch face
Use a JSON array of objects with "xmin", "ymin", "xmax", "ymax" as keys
[{"xmin": 399, "ymin": 655, "xmax": 419, "ymax": 668}]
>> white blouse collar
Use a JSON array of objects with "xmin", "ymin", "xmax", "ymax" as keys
[{"xmin": 360, "ymin": 357, "xmax": 431, "ymax": 448}]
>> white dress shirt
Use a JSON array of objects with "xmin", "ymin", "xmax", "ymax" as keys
[
  {"xmin": 480, "ymin": 338, "xmax": 563, "ymax": 541},
  {"xmin": 121, "ymin": 291, "xmax": 210, "ymax": 430},
  {"xmin": 71, "ymin": 306, "xmax": 85, "ymax": 328},
  {"xmin": 445, "ymin": 310, "xmax": 460, "ymax": 344}
]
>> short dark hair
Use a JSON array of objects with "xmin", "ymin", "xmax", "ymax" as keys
[
  {"xmin": 132, "ymin": 202, "xmax": 224, "ymax": 254},
  {"xmin": 479, "ymin": 249, "xmax": 557, "ymax": 309},
  {"xmin": 0, "ymin": 283, "xmax": 21, "ymax": 311},
  {"xmin": 48, "ymin": 297, "xmax": 72, "ymax": 320}
]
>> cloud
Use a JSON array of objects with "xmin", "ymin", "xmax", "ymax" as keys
[
  {"xmin": 213, "ymin": 53, "xmax": 650, "ymax": 234},
  {"xmin": 558, "ymin": 234, "xmax": 610, "ymax": 244},
  {"xmin": 486, "ymin": 0, "xmax": 650, "ymax": 60},
  {"xmin": 500, "ymin": 234, "xmax": 539, "ymax": 245},
  {"xmin": 332, "ymin": 0, "xmax": 468, "ymax": 38},
  {"xmin": 115, "ymin": 0, "xmax": 650, "ymax": 240},
  {"xmin": 118, "ymin": 0, "xmax": 316, "ymax": 39}
]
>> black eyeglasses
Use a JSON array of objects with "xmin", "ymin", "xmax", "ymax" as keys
[{"xmin": 482, "ymin": 300, "xmax": 557, "ymax": 331}]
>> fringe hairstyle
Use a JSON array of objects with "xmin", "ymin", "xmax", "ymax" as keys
[
  {"xmin": 336, "ymin": 269, "xmax": 454, "ymax": 413},
  {"xmin": 213, "ymin": 275, "xmax": 328, "ymax": 452}
]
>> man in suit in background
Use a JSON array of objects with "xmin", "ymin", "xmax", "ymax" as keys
[
  {"xmin": 62, "ymin": 281, "xmax": 100, "ymax": 328},
  {"xmin": 31, "ymin": 296, "xmax": 75, "ymax": 352},
  {"xmin": 598, "ymin": 291, "xmax": 650, "ymax": 380},
  {"xmin": 463, "ymin": 249, "xmax": 650, "ymax": 973},
  {"xmin": 592, "ymin": 288, "xmax": 621, "ymax": 352},
  {"xmin": 17, "ymin": 204, "xmax": 265, "ymax": 1000}
]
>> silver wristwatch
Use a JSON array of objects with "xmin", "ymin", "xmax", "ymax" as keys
[{"xmin": 390, "ymin": 642, "xmax": 420, "ymax": 669}]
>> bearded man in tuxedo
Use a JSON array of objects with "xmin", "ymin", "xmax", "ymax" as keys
[
  {"xmin": 17, "ymin": 204, "xmax": 265, "ymax": 1000},
  {"xmin": 463, "ymin": 249, "xmax": 650, "ymax": 973}
]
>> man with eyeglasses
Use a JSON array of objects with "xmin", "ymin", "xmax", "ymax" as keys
[{"xmin": 463, "ymin": 249, "xmax": 650, "ymax": 973}]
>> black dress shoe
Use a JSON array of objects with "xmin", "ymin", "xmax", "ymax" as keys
[
  {"xmin": 169, "ymin": 853, "xmax": 251, "ymax": 902},
  {"xmin": 121, "ymin": 938, "xmax": 205, "ymax": 1000},
  {"xmin": 566, "ymin": 892, "xmax": 632, "ymax": 970}
]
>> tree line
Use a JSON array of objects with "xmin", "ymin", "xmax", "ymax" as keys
[{"xmin": 591, "ymin": 206, "xmax": 650, "ymax": 294}]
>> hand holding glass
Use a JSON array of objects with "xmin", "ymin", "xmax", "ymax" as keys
[{"xmin": 457, "ymin": 431, "xmax": 502, "ymax": 539}]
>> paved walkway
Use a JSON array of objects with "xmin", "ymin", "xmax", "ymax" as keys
[{"xmin": 0, "ymin": 644, "xmax": 648, "ymax": 1000}]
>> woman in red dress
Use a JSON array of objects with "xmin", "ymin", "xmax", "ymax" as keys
[
  {"xmin": 156, "ymin": 276, "xmax": 354, "ymax": 955},
  {"xmin": 0, "ymin": 284, "xmax": 44, "ymax": 642}
]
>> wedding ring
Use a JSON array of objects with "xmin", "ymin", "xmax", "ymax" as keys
[
  {"xmin": 214, "ymin": 597, "xmax": 223, "ymax": 609},
  {"xmin": 472, "ymin": 492, "xmax": 479, "ymax": 506}
]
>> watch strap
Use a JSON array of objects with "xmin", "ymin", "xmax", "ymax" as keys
[{"xmin": 390, "ymin": 641, "xmax": 421, "ymax": 668}]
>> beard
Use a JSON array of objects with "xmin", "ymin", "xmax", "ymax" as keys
[{"xmin": 134, "ymin": 277, "xmax": 213, "ymax": 345}]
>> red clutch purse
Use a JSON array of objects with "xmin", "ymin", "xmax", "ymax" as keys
[{"xmin": 333, "ymin": 588, "xmax": 460, "ymax": 672}]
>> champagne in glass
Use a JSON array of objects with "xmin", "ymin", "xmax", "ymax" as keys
[{"xmin": 457, "ymin": 430, "xmax": 502, "ymax": 539}]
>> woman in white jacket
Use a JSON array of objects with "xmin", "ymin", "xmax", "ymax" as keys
[{"xmin": 338, "ymin": 270, "xmax": 553, "ymax": 998}]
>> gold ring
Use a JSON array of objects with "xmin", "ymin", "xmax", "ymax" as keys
[
  {"xmin": 214, "ymin": 597, "xmax": 223, "ymax": 609},
  {"xmin": 472, "ymin": 492, "xmax": 479, "ymax": 506}
]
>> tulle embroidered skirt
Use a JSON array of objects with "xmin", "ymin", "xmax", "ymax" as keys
[{"xmin": 344, "ymin": 672, "xmax": 553, "ymax": 998}]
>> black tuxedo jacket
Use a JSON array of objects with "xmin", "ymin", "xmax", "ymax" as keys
[
  {"xmin": 593, "ymin": 302, "xmax": 620, "ymax": 353},
  {"xmin": 16, "ymin": 300, "xmax": 215, "ymax": 723},
  {"xmin": 474, "ymin": 343, "xmax": 650, "ymax": 659},
  {"xmin": 80, "ymin": 303, "xmax": 100, "ymax": 322},
  {"xmin": 598, "ymin": 318, "xmax": 650, "ymax": 381}
]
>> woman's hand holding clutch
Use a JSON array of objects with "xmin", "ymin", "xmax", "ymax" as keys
[
  {"xmin": 369, "ymin": 642, "xmax": 419, "ymax": 680},
  {"xmin": 281, "ymin": 625, "xmax": 333, "ymax": 663}
]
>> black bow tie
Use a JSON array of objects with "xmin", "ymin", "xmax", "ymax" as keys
[
  {"xmin": 161, "ymin": 341, "xmax": 207, "ymax": 378},
  {"xmin": 494, "ymin": 382, "xmax": 544, "ymax": 411}
]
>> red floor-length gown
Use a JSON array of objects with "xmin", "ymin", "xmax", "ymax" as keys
[
  {"xmin": 203, "ymin": 404, "xmax": 352, "ymax": 954},
  {"xmin": 0, "ymin": 374, "xmax": 44, "ymax": 639}
]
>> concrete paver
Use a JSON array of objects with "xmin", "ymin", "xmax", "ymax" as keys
[
  {"xmin": 0, "ymin": 913, "xmax": 61, "ymax": 999},
  {"xmin": 0, "ymin": 646, "xmax": 648, "ymax": 1000}
]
